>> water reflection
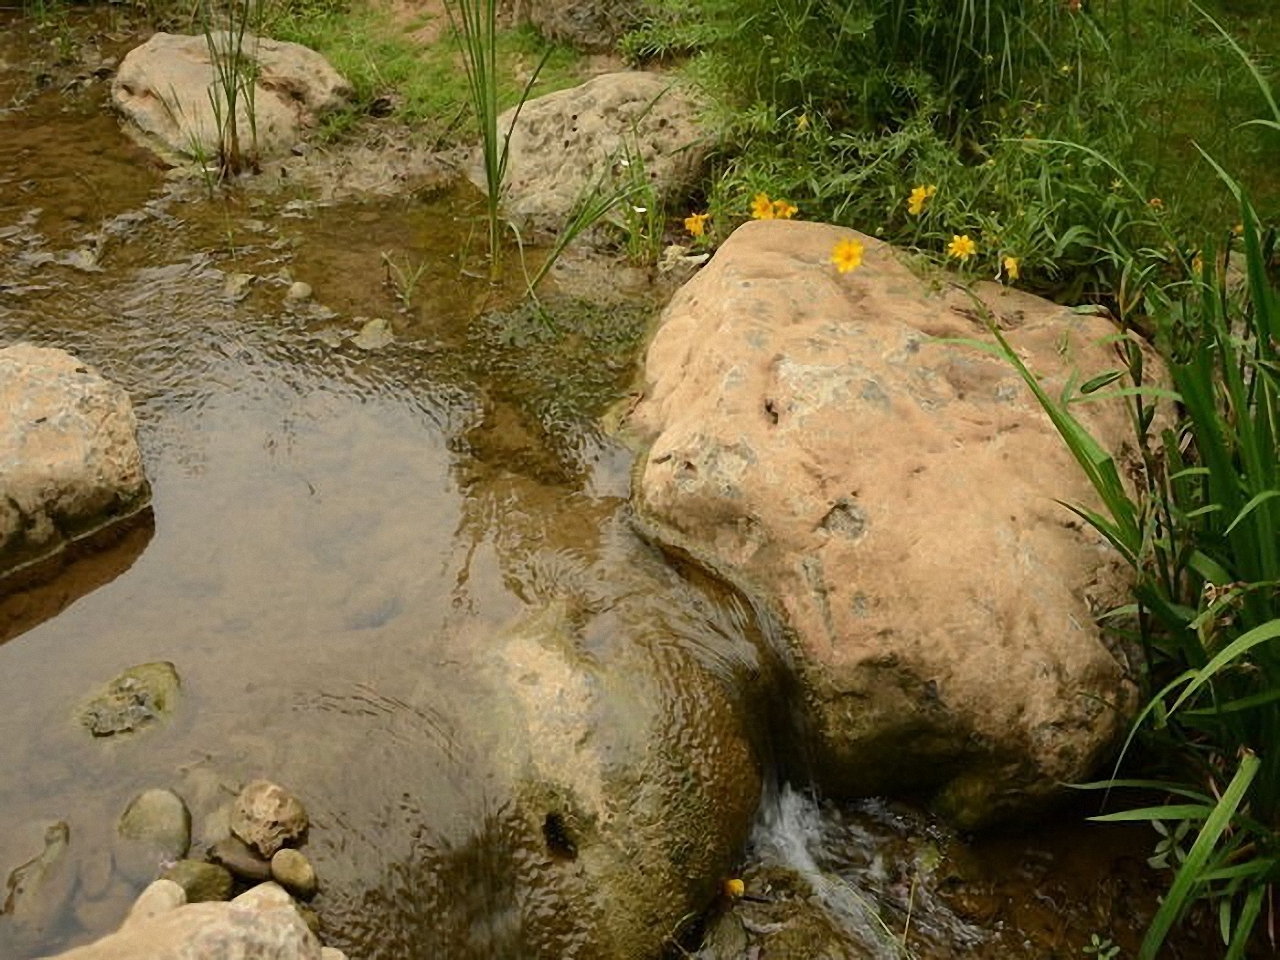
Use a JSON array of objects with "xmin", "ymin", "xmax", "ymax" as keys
[{"xmin": 0, "ymin": 513, "xmax": 155, "ymax": 647}]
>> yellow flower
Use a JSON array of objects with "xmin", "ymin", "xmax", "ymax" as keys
[
  {"xmin": 1002, "ymin": 256, "xmax": 1020, "ymax": 281},
  {"xmin": 948, "ymin": 234, "xmax": 977, "ymax": 261},
  {"xmin": 796, "ymin": 112, "xmax": 810, "ymax": 131},
  {"xmin": 750, "ymin": 193, "xmax": 775, "ymax": 220},
  {"xmin": 1233, "ymin": 222, "xmax": 1245, "ymax": 236},
  {"xmin": 831, "ymin": 237, "xmax": 864, "ymax": 274},
  {"xmin": 724, "ymin": 878, "xmax": 745, "ymax": 899},
  {"xmin": 1192, "ymin": 254, "xmax": 1204, "ymax": 275},
  {"xmin": 773, "ymin": 199, "xmax": 798, "ymax": 219},
  {"xmin": 684, "ymin": 212, "xmax": 709, "ymax": 237},
  {"xmin": 1148, "ymin": 197, "xmax": 1165, "ymax": 210},
  {"xmin": 906, "ymin": 184, "xmax": 937, "ymax": 216}
]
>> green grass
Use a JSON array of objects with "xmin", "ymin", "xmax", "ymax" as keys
[
  {"xmin": 266, "ymin": 0, "xmax": 583, "ymax": 143},
  {"xmin": 625, "ymin": 0, "xmax": 1279, "ymax": 313},
  {"xmin": 1111, "ymin": 0, "xmax": 1280, "ymax": 241}
]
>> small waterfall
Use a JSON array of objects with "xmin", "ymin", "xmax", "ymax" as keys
[
  {"xmin": 741, "ymin": 786, "xmax": 988, "ymax": 959},
  {"xmin": 751, "ymin": 786, "xmax": 905, "ymax": 960}
]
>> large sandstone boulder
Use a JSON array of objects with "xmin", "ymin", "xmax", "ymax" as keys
[
  {"xmin": 503, "ymin": 0, "xmax": 642, "ymax": 50},
  {"xmin": 111, "ymin": 33, "xmax": 352, "ymax": 164},
  {"xmin": 474, "ymin": 71, "xmax": 706, "ymax": 236},
  {"xmin": 630, "ymin": 220, "xmax": 1140, "ymax": 828},
  {"xmin": 0, "ymin": 345, "xmax": 150, "ymax": 585}
]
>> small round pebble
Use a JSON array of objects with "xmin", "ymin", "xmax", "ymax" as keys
[{"xmin": 270, "ymin": 848, "xmax": 318, "ymax": 899}]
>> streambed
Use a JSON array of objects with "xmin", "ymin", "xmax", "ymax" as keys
[{"xmin": 0, "ymin": 9, "xmax": 1219, "ymax": 960}]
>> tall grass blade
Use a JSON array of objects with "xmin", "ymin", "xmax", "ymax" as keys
[{"xmin": 1138, "ymin": 752, "xmax": 1260, "ymax": 960}]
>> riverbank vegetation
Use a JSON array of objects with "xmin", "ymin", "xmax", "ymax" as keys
[
  {"xmin": 625, "ymin": 0, "xmax": 1277, "ymax": 318},
  {"xmin": 994, "ymin": 187, "xmax": 1279, "ymax": 957}
]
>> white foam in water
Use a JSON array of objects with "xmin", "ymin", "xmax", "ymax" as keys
[{"xmin": 753, "ymin": 786, "xmax": 905, "ymax": 960}]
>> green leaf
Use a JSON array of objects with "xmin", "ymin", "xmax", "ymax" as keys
[
  {"xmin": 1170, "ymin": 621, "xmax": 1280, "ymax": 716},
  {"xmin": 1198, "ymin": 860, "xmax": 1274, "ymax": 883},
  {"xmin": 1090, "ymin": 804, "xmax": 1215, "ymax": 823},
  {"xmin": 1139, "ymin": 752, "xmax": 1261, "ymax": 960},
  {"xmin": 1188, "ymin": 551, "xmax": 1232, "ymax": 586},
  {"xmin": 1184, "ymin": 503, "xmax": 1225, "ymax": 520},
  {"xmin": 1079, "ymin": 370, "xmax": 1124, "ymax": 394},
  {"xmin": 1225, "ymin": 490, "xmax": 1280, "ymax": 536},
  {"xmin": 1225, "ymin": 882, "xmax": 1267, "ymax": 960},
  {"xmin": 1068, "ymin": 779, "xmax": 1211, "ymax": 803},
  {"xmin": 1184, "ymin": 687, "xmax": 1280, "ymax": 716}
]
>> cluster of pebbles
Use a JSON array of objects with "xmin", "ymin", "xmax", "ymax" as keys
[{"xmin": 115, "ymin": 778, "xmax": 335, "ymax": 951}]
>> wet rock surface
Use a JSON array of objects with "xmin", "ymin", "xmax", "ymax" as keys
[
  {"xmin": 80, "ymin": 662, "xmax": 180, "ymax": 738},
  {"xmin": 476, "ymin": 71, "xmax": 706, "ymax": 236},
  {"xmin": 631, "ymin": 220, "xmax": 1140, "ymax": 828},
  {"xmin": 209, "ymin": 837, "xmax": 272, "ymax": 883},
  {"xmin": 231, "ymin": 781, "xmax": 309, "ymax": 858},
  {"xmin": 0, "ymin": 344, "xmax": 150, "ymax": 584},
  {"xmin": 270, "ymin": 849, "xmax": 318, "ymax": 899},
  {"xmin": 115, "ymin": 789, "xmax": 191, "ymax": 880},
  {"xmin": 111, "ymin": 32, "xmax": 352, "ymax": 163}
]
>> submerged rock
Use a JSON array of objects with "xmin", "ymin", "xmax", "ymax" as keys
[
  {"xmin": 159, "ymin": 860, "xmax": 234, "ymax": 903},
  {"xmin": 630, "ymin": 220, "xmax": 1139, "ymax": 828},
  {"xmin": 209, "ymin": 836, "xmax": 272, "ymax": 883},
  {"xmin": 285, "ymin": 281, "xmax": 313, "ymax": 303},
  {"xmin": 80, "ymin": 662, "xmax": 180, "ymax": 738},
  {"xmin": 2, "ymin": 821, "xmax": 74, "ymax": 942},
  {"xmin": 481, "ymin": 601, "xmax": 760, "ymax": 956},
  {"xmin": 350, "ymin": 317, "xmax": 394, "ymax": 351},
  {"xmin": 475, "ymin": 71, "xmax": 706, "ymax": 237},
  {"xmin": 231, "ymin": 780, "xmax": 309, "ymax": 857},
  {"xmin": 111, "ymin": 32, "xmax": 352, "ymax": 164},
  {"xmin": 116, "ymin": 789, "xmax": 191, "ymax": 880},
  {"xmin": 0, "ymin": 344, "xmax": 150, "ymax": 585}
]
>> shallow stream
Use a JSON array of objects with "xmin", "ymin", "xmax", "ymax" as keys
[{"xmin": 0, "ymin": 10, "xmax": 1220, "ymax": 960}]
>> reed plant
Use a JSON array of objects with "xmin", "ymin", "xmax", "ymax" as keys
[
  {"xmin": 988, "ymin": 184, "xmax": 1279, "ymax": 957},
  {"xmin": 518, "ymin": 168, "xmax": 639, "ymax": 304},
  {"xmin": 446, "ymin": 0, "xmax": 549, "ymax": 280},
  {"xmin": 199, "ymin": 0, "xmax": 265, "ymax": 177}
]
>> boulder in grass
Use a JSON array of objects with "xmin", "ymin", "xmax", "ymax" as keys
[
  {"xmin": 472, "ymin": 71, "xmax": 706, "ymax": 237},
  {"xmin": 111, "ymin": 32, "xmax": 352, "ymax": 164},
  {"xmin": 502, "ymin": 0, "xmax": 643, "ymax": 51}
]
